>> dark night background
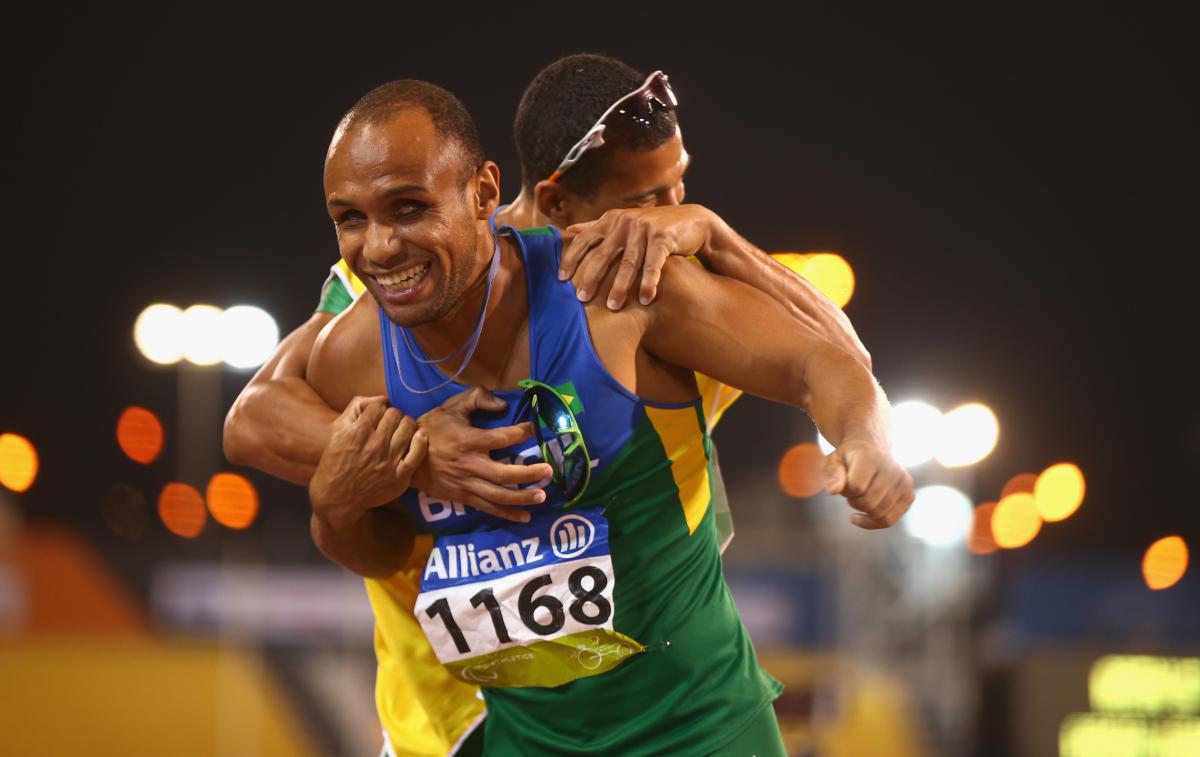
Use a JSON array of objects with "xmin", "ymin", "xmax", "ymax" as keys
[{"xmin": 3, "ymin": 4, "xmax": 1197, "ymax": 569}]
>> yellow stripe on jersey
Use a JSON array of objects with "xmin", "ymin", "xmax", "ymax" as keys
[
  {"xmin": 332, "ymin": 258, "xmax": 367, "ymax": 297},
  {"xmin": 644, "ymin": 404, "xmax": 714, "ymax": 535},
  {"xmin": 366, "ymin": 536, "xmax": 485, "ymax": 756}
]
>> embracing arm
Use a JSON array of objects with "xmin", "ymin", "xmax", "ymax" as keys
[
  {"xmin": 223, "ymin": 311, "xmax": 339, "ymax": 485},
  {"xmin": 559, "ymin": 204, "xmax": 871, "ymax": 369},
  {"xmin": 642, "ymin": 258, "xmax": 911, "ymax": 528}
]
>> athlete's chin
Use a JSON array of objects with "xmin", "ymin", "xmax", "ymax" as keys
[{"xmin": 372, "ymin": 269, "xmax": 446, "ymax": 327}]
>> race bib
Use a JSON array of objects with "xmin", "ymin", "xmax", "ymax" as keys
[{"xmin": 415, "ymin": 506, "xmax": 643, "ymax": 688}]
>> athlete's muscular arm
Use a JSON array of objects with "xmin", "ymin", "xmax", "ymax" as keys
[
  {"xmin": 638, "ymin": 258, "xmax": 912, "ymax": 529},
  {"xmin": 560, "ymin": 205, "xmax": 871, "ymax": 370},
  {"xmin": 223, "ymin": 311, "xmax": 339, "ymax": 485},
  {"xmin": 307, "ymin": 295, "xmax": 551, "ymax": 523},
  {"xmin": 309, "ymin": 396, "xmax": 424, "ymax": 578}
]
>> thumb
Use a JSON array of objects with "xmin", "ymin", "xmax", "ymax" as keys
[
  {"xmin": 347, "ymin": 395, "xmax": 388, "ymax": 419},
  {"xmin": 822, "ymin": 449, "xmax": 847, "ymax": 496},
  {"xmin": 454, "ymin": 386, "xmax": 507, "ymax": 414}
]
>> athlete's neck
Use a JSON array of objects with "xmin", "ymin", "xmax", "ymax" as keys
[
  {"xmin": 409, "ymin": 232, "xmax": 528, "ymax": 388},
  {"xmin": 495, "ymin": 188, "xmax": 540, "ymax": 230}
]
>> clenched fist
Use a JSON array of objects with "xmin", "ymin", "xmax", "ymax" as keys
[
  {"xmin": 822, "ymin": 440, "xmax": 915, "ymax": 530},
  {"xmin": 309, "ymin": 396, "xmax": 427, "ymax": 530}
]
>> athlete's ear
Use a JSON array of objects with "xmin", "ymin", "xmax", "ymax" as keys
[
  {"xmin": 533, "ymin": 179, "xmax": 577, "ymax": 228},
  {"xmin": 472, "ymin": 160, "xmax": 501, "ymax": 220}
]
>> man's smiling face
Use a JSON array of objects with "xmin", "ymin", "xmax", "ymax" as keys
[{"xmin": 323, "ymin": 107, "xmax": 489, "ymax": 327}]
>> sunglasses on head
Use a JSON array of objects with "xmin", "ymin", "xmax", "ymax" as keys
[
  {"xmin": 546, "ymin": 70, "xmax": 678, "ymax": 184},
  {"xmin": 515, "ymin": 379, "xmax": 591, "ymax": 508}
]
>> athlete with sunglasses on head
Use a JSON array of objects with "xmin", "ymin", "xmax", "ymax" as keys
[
  {"xmin": 226, "ymin": 55, "xmax": 876, "ymax": 756},
  {"xmin": 303, "ymin": 76, "xmax": 912, "ymax": 756}
]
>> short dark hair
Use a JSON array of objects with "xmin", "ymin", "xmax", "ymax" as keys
[
  {"xmin": 338, "ymin": 79, "xmax": 485, "ymax": 184},
  {"xmin": 514, "ymin": 54, "xmax": 678, "ymax": 197}
]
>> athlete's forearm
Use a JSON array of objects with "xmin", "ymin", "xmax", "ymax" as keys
[
  {"xmin": 699, "ymin": 218, "xmax": 872, "ymax": 371},
  {"xmin": 310, "ymin": 505, "xmax": 413, "ymax": 579},
  {"xmin": 223, "ymin": 313, "xmax": 337, "ymax": 485},
  {"xmin": 801, "ymin": 342, "xmax": 890, "ymax": 450}
]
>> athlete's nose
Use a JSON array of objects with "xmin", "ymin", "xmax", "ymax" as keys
[{"xmin": 364, "ymin": 220, "xmax": 402, "ymax": 268}]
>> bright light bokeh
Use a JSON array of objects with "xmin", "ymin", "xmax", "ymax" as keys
[
  {"xmin": 1034, "ymin": 462, "xmax": 1086, "ymax": 521},
  {"xmin": 219, "ymin": 305, "xmax": 279, "ymax": 369},
  {"xmin": 935, "ymin": 402, "xmax": 999, "ymax": 467},
  {"xmin": 133, "ymin": 303, "xmax": 185, "ymax": 365},
  {"xmin": 991, "ymin": 492, "xmax": 1043, "ymax": 548},
  {"xmin": 1089, "ymin": 655, "xmax": 1200, "ymax": 715},
  {"xmin": 800, "ymin": 253, "xmax": 856, "ymax": 308},
  {"xmin": 1143, "ymin": 536, "xmax": 1189, "ymax": 591},
  {"xmin": 158, "ymin": 483, "xmax": 207, "ymax": 538},
  {"xmin": 1060, "ymin": 713, "xmax": 1200, "ymax": 757},
  {"xmin": 968, "ymin": 501, "xmax": 999, "ymax": 555},
  {"xmin": 773, "ymin": 253, "xmax": 810, "ymax": 275},
  {"xmin": 890, "ymin": 400, "xmax": 944, "ymax": 468},
  {"xmin": 206, "ymin": 472, "xmax": 260, "ymax": 529},
  {"xmin": 0, "ymin": 433, "xmax": 39, "ymax": 493},
  {"xmin": 116, "ymin": 406, "xmax": 164, "ymax": 464},
  {"xmin": 180, "ymin": 304, "xmax": 225, "ymax": 366},
  {"xmin": 904, "ymin": 485, "xmax": 974, "ymax": 547}
]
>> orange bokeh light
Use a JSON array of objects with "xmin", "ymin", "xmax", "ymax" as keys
[
  {"xmin": 0, "ymin": 433, "xmax": 39, "ymax": 493},
  {"xmin": 1034, "ymin": 462, "xmax": 1085, "ymax": 522},
  {"xmin": 206, "ymin": 472, "xmax": 259, "ymax": 530},
  {"xmin": 991, "ymin": 492, "xmax": 1043, "ymax": 549},
  {"xmin": 1142, "ymin": 536, "xmax": 1188, "ymax": 591},
  {"xmin": 968, "ymin": 501, "xmax": 999, "ymax": 554},
  {"xmin": 777, "ymin": 443, "xmax": 827, "ymax": 498},
  {"xmin": 116, "ymin": 406, "xmax": 164, "ymax": 464},
  {"xmin": 158, "ymin": 483, "xmax": 206, "ymax": 538},
  {"xmin": 1000, "ymin": 472, "xmax": 1038, "ymax": 499}
]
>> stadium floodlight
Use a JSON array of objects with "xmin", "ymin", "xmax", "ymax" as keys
[
  {"xmin": 134, "ymin": 303, "xmax": 185, "ymax": 365},
  {"xmin": 180, "ymin": 305, "xmax": 225, "ymax": 366},
  {"xmin": 890, "ymin": 400, "xmax": 944, "ymax": 468},
  {"xmin": 935, "ymin": 402, "xmax": 999, "ymax": 467},
  {"xmin": 219, "ymin": 305, "xmax": 280, "ymax": 369},
  {"xmin": 904, "ymin": 485, "xmax": 974, "ymax": 547}
]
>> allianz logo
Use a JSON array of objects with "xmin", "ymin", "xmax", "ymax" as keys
[
  {"xmin": 417, "ymin": 441, "xmax": 599, "ymax": 523},
  {"xmin": 424, "ymin": 537, "xmax": 544, "ymax": 582},
  {"xmin": 423, "ymin": 514, "xmax": 597, "ymax": 582}
]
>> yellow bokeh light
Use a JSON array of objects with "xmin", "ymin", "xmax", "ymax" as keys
[
  {"xmin": 116, "ymin": 406, "xmax": 164, "ymax": 465},
  {"xmin": 772, "ymin": 253, "xmax": 810, "ymax": 276},
  {"xmin": 968, "ymin": 502, "xmax": 999, "ymax": 555},
  {"xmin": 1143, "ymin": 536, "xmax": 1189, "ymax": 591},
  {"xmin": 1034, "ymin": 462, "xmax": 1085, "ymax": 522},
  {"xmin": 1089, "ymin": 655, "xmax": 1200, "ymax": 715},
  {"xmin": 1060, "ymin": 713, "xmax": 1200, "ymax": 757},
  {"xmin": 777, "ymin": 443, "xmax": 826, "ymax": 498},
  {"xmin": 991, "ymin": 492, "xmax": 1043, "ymax": 549},
  {"xmin": 800, "ymin": 253, "xmax": 856, "ymax": 308},
  {"xmin": 0, "ymin": 433, "xmax": 39, "ymax": 493},
  {"xmin": 206, "ymin": 472, "xmax": 260, "ymax": 530},
  {"xmin": 158, "ymin": 483, "xmax": 206, "ymax": 538}
]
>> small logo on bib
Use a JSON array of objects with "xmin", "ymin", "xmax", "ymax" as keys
[{"xmin": 550, "ymin": 514, "xmax": 595, "ymax": 558}]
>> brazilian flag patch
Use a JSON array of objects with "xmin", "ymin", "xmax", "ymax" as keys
[{"xmin": 554, "ymin": 380, "xmax": 584, "ymax": 415}]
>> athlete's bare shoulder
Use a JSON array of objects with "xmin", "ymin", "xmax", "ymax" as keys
[{"xmin": 307, "ymin": 292, "xmax": 385, "ymax": 411}]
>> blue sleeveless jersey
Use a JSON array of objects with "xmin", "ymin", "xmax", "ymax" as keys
[{"xmin": 378, "ymin": 226, "xmax": 781, "ymax": 756}]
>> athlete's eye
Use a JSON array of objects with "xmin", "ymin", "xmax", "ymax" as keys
[
  {"xmin": 335, "ymin": 211, "xmax": 365, "ymax": 230},
  {"xmin": 393, "ymin": 201, "xmax": 426, "ymax": 221}
]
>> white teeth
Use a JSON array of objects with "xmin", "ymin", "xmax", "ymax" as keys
[{"xmin": 377, "ymin": 262, "xmax": 429, "ymax": 288}]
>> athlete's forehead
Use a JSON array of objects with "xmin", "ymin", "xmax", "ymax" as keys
[
  {"xmin": 600, "ymin": 128, "xmax": 689, "ymax": 203},
  {"xmin": 323, "ymin": 109, "xmax": 464, "ymax": 204}
]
